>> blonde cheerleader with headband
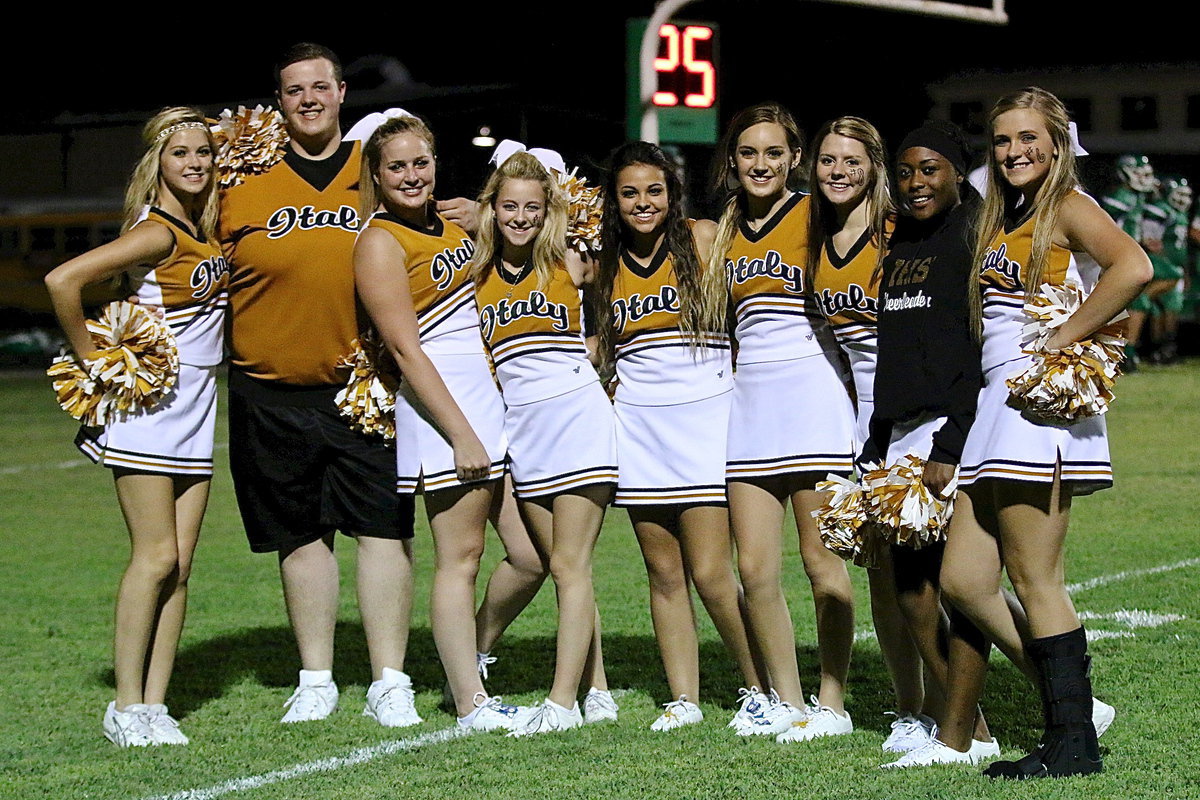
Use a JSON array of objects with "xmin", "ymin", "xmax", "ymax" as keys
[{"xmin": 44, "ymin": 107, "xmax": 227, "ymax": 747}]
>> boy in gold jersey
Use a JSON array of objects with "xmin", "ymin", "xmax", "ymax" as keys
[{"xmin": 220, "ymin": 44, "xmax": 419, "ymax": 726}]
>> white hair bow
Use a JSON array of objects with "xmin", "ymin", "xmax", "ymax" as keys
[
  {"xmin": 342, "ymin": 107, "xmax": 417, "ymax": 142},
  {"xmin": 489, "ymin": 139, "xmax": 566, "ymax": 175}
]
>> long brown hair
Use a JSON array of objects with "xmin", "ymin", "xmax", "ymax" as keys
[
  {"xmin": 970, "ymin": 87, "xmax": 1078, "ymax": 337},
  {"xmin": 592, "ymin": 142, "xmax": 707, "ymax": 375},
  {"xmin": 702, "ymin": 102, "xmax": 806, "ymax": 333},
  {"xmin": 468, "ymin": 152, "xmax": 567, "ymax": 291},
  {"xmin": 805, "ymin": 116, "xmax": 892, "ymax": 291}
]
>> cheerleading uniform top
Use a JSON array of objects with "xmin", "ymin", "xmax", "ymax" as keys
[
  {"xmin": 812, "ymin": 223, "xmax": 886, "ymax": 401},
  {"xmin": 362, "ymin": 211, "xmax": 479, "ymax": 355},
  {"xmin": 219, "ymin": 141, "xmax": 363, "ymax": 386},
  {"xmin": 725, "ymin": 193, "xmax": 832, "ymax": 364},
  {"xmin": 128, "ymin": 207, "xmax": 229, "ymax": 367},
  {"xmin": 611, "ymin": 240, "xmax": 731, "ymax": 406},
  {"xmin": 475, "ymin": 261, "xmax": 596, "ymax": 406},
  {"xmin": 978, "ymin": 196, "xmax": 1100, "ymax": 373}
]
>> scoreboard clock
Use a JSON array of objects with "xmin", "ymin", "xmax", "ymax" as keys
[{"xmin": 626, "ymin": 18, "xmax": 719, "ymax": 144}]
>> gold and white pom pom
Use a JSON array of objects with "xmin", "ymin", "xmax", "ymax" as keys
[
  {"xmin": 47, "ymin": 301, "xmax": 179, "ymax": 427},
  {"xmin": 1006, "ymin": 282, "xmax": 1125, "ymax": 423},
  {"xmin": 813, "ymin": 473, "xmax": 883, "ymax": 568},
  {"xmin": 862, "ymin": 455, "xmax": 955, "ymax": 549},
  {"xmin": 335, "ymin": 332, "xmax": 398, "ymax": 439},
  {"xmin": 554, "ymin": 168, "xmax": 603, "ymax": 257},
  {"xmin": 211, "ymin": 105, "xmax": 289, "ymax": 189}
]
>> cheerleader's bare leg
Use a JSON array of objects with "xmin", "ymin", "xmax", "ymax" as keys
[
  {"xmin": 519, "ymin": 484, "xmax": 609, "ymax": 708},
  {"xmin": 475, "ymin": 475, "xmax": 548, "ymax": 655},
  {"xmin": 634, "ymin": 508, "xmax": 701, "ymax": 700},
  {"xmin": 728, "ymin": 478, "xmax": 804, "ymax": 706},
  {"xmin": 680, "ymin": 504, "xmax": 769, "ymax": 690},
  {"xmin": 113, "ymin": 472, "xmax": 208, "ymax": 708},
  {"xmin": 426, "ymin": 482, "xmax": 494, "ymax": 716},
  {"xmin": 791, "ymin": 484, "xmax": 854, "ymax": 713}
]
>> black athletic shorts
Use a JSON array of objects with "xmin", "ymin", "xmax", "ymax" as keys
[{"xmin": 228, "ymin": 370, "xmax": 415, "ymax": 553}]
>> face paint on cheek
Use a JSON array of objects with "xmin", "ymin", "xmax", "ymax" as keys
[
  {"xmin": 848, "ymin": 167, "xmax": 866, "ymax": 186},
  {"xmin": 1034, "ymin": 148, "xmax": 1047, "ymax": 163}
]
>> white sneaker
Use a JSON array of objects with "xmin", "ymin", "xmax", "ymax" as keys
[
  {"xmin": 881, "ymin": 712, "xmax": 935, "ymax": 752},
  {"xmin": 776, "ymin": 696, "xmax": 852, "ymax": 743},
  {"xmin": 282, "ymin": 670, "xmax": 339, "ymax": 723},
  {"xmin": 363, "ymin": 667, "xmax": 422, "ymax": 728},
  {"xmin": 103, "ymin": 701, "xmax": 156, "ymax": 747},
  {"xmin": 882, "ymin": 737, "xmax": 976, "ymax": 768},
  {"xmin": 477, "ymin": 652, "xmax": 497, "ymax": 680},
  {"xmin": 457, "ymin": 692, "xmax": 529, "ymax": 732},
  {"xmin": 969, "ymin": 735, "xmax": 1001, "ymax": 761},
  {"xmin": 145, "ymin": 704, "xmax": 189, "ymax": 745},
  {"xmin": 736, "ymin": 691, "xmax": 807, "ymax": 736},
  {"xmin": 1093, "ymin": 698, "xmax": 1116, "ymax": 738},
  {"xmin": 728, "ymin": 686, "xmax": 771, "ymax": 733},
  {"xmin": 651, "ymin": 697, "xmax": 704, "ymax": 731},
  {"xmin": 506, "ymin": 698, "xmax": 583, "ymax": 736},
  {"xmin": 583, "ymin": 687, "xmax": 618, "ymax": 724}
]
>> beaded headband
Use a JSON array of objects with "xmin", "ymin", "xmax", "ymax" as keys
[{"xmin": 154, "ymin": 121, "xmax": 209, "ymax": 143}]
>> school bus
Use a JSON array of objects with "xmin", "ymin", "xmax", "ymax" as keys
[{"xmin": 0, "ymin": 199, "xmax": 125, "ymax": 313}]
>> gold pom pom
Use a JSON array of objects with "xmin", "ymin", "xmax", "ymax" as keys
[
  {"xmin": 211, "ymin": 105, "xmax": 289, "ymax": 189},
  {"xmin": 554, "ymin": 168, "xmax": 603, "ymax": 257},
  {"xmin": 47, "ymin": 301, "xmax": 179, "ymax": 426},
  {"xmin": 861, "ymin": 455, "xmax": 954, "ymax": 549},
  {"xmin": 335, "ymin": 331, "xmax": 399, "ymax": 439},
  {"xmin": 813, "ymin": 473, "xmax": 883, "ymax": 568},
  {"xmin": 1006, "ymin": 282, "xmax": 1125, "ymax": 423}
]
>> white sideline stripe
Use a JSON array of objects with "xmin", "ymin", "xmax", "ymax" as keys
[
  {"xmin": 1066, "ymin": 557, "xmax": 1200, "ymax": 593},
  {"xmin": 142, "ymin": 726, "xmax": 468, "ymax": 800},
  {"xmin": 0, "ymin": 442, "xmax": 229, "ymax": 475},
  {"xmin": 136, "ymin": 564, "xmax": 1198, "ymax": 799},
  {"xmin": 851, "ymin": 557, "xmax": 1200, "ymax": 643}
]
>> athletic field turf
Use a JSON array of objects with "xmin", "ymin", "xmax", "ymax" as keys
[{"xmin": 2, "ymin": 364, "xmax": 1197, "ymax": 800}]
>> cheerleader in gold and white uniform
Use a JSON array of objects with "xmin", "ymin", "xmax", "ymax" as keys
[
  {"xmin": 45, "ymin": 108, "xmax": 225, "ymax": 747},
  {"xmin": 804, "ymin": 116, "xmax": 926, "ymax": 743},
  {"xmin": 936, "ymin": 88, "xmax": 1149, "ymax": 778},
  {"xmin": 471, "ymin": 151, "xmax": 616, "ymax": 735},
  {"xmin": 591, "ymin": 141, "xmax": 767, "ymax": 730},
  {"xmin": 702, "ymin": 103, "xmax": 858, "ymax": 741},
  {"xmin": 354, "ymin": 115, "xmax": 529, "ymax": 731}
]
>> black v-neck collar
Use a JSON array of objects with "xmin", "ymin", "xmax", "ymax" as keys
[
  {"xmin": 496, "ymin": 260, "xmax": 534, "ymax": 286},
  {"xmin": 824, "ymin": 226, "xmax": 872, "ymax": 270},
  {"xmin": 620, "ymin": 241, "xmax": 670, "ymax": 280},
  {"xmin": 376, "ymin": 210, "xmax": 443, "ymax": 237},
  {"xmin": 738, "ymin": 192, "xmax": 804, "ymax": 243},
  {"xmin": 150, "ymin": 206, "xmax": 205, "ymax": 243},
  {"xmin": 284, "ymin": 141, "xmax": 355, "ymax": 192}
]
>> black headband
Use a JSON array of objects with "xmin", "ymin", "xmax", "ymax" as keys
[{"xmin": 897, "ymin": 125, "xmax": 969, "ymax": 175}]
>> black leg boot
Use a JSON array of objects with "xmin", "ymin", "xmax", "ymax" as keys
[{"xmin": 984, "ymin": 626, "xmax": 1103, "ymax": 779}]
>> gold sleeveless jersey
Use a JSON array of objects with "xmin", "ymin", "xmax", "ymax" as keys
[
  {"xmin": 611, "ymin": 241, "xmax": 730, "ymax": 406},
  {"xmin": 219, "ymin": 142, "xmax": 362, "ymax": 385},
  {"xmin": 812, "ymin": 227, "xmax": 884, "ymax": 356},
  {"xmin": 475, "ymin": 261, "xmax": 594, "ymax": 406},
  {"xmin": 724, "ymin": 193, "xmax": 828, "ymax": 364},
  {"xmin": 129, "ymin": 207, "xmax": 229, "ymax": 366},
  {"xmin": 978, "ymin": 203, "xmax": 1094, "ymax": 372},
  {"xmin": 364, "ymin": 211, "xmax": 478, "ymax": 355}
]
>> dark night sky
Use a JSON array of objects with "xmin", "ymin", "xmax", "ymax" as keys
[{"xmin": 7, "ymin": 1, "xmax": 1194, "ymax": 203}]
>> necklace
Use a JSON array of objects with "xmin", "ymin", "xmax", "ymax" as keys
[{"xmin": 498, "ymin": 259, "xmax": 532, "ymax": 299}]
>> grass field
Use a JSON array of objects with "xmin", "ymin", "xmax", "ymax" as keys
[{"xmin": 2, "ymin": 363, "xmax": 1198, "ymax": 800}]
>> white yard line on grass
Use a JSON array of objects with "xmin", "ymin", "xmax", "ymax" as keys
[
  {"xmin": 138, "ymin": 561, "xmax": 1198, "ymax": 800},
  {"xmin": 142, "ymin": 726, "xmax": 468, "ymax": 800}
]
